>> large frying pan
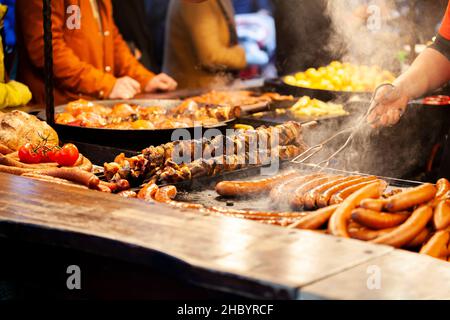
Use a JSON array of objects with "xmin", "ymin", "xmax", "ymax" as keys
[
  {"xmin": 264, "ymin": 77, "xmax": 372, "ymax": 102},
  {"xmin": 38, "ymin": 99, "xmax": 236, "ymax": 151}
]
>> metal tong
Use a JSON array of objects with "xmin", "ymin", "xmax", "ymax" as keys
[{"xmin": 291, "ymin": 83, "xmax": 395, "ymax": 168}]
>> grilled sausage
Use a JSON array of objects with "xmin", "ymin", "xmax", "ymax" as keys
[
  {"xmin": 404, "ymin": 227, "xmax": 431, "ymax": 249},
  {"xmin": 290, "ymin": 175, "xmax": 336, "ymax": 210},
  {"xmin": 288, "ymin": 205, "xmax": 339, "ymax": 230},
  {"xmin": 330, "ymin": 179, "xmax": 379, "ymax": 205},
  {"xmin": 316, "ymin": 176, "xmax": 375, "ymax": 208},
  {"xmin": 351, "ymin": 208, "xmax": 410, "ymax": 230},
  {"xmin": 34, "ymin": 168, "xmax": 100, "ymax": 189},
  {"xmin": 384, "ymin": 184, "xmax": 437, "ymax": 212},
  {"xmin": 0, "ymin": 164, "xmax": 36, "ymax": 175},
  {"xmin": 329, "ymin": 181, "xmax": 387, "ymax": 238},
  {"xmin": 215, "ymin": 170, "xmax": 301, "ymax": 197},
  {"xmin": 419, "ymin": 230, "xmax": 450, "ymax": 259},
  {"xmin": 0, "ymin": 143, "xmax": 13, "ymax": 155},
  {"xmin": 436, "ymin": 178, "xmax": 450, "ymax": 200},
  {"xmin": 372, "ymin": 205, "xmax": 434, "ymax": 248},
  {"xmin": 359, "ymin": 198, "xmax": 389, "ymax": 212},
  {"xmin": 21, "ymin": 173, "xmax": 89, "ymax": 190},
  {"xmin": 302, "ymin": 176, "xmax": 345, "ymax": 210},
  {"xmin": 270, "ymin": 173, "xmax": 324, "ymax": 207},
  {"xmin": 433, "ymin": 200, "xmax": 450, "ymax": 231},
  {"xmin": 348, "ymin": 225, "xmax": 396, "ymax": 241},
  {"xmin": 76, "ymin": 155, "xmax": 93, "ymax": 172}
]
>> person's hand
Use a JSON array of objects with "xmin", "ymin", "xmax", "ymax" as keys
[
  {"xmin": 109, "ymin": 76, "xmax": 141, "ymax": 100},
  {"xmin": 367, "ymin": 84, "xmax": 410, "ymax": 128},
  {"xmin": 145, "ymin": 73, "xmax": 178, "ymax": 92}
]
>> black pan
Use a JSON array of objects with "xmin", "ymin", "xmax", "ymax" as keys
[
  {"xmin": 38, "ymin": 99, "xmax": 236, "ymax": 151},
  {"xmin": 264, "ymin": 77, "xmax": 372, "ymax": 102}
]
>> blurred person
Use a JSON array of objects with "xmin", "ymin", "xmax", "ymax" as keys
[
  {"xmin": 0, "ymin": 3, "xmax": 31, "ymax": 110},
  {"xmin": 272, "ymin": 0, "xmax": 336, "ymax": 75},
  {"xmin": 111, "ymin": 0, "xmax": 157, "ymax": 71},
  {"xmin": 163, "ymin": 0, "xmax": 247, "ymax": 89},
  {"xmin": 16, "ymin": 0, "xmax": 177, "ymax": 107},
  {"xmin": 144, "ymin": 0, "xmax": 171, "ymax": 73}
]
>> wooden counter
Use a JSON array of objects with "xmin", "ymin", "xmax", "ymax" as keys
[{"xmin": 0, "ymin": 172, "xmax": 449, "ymax": 299}]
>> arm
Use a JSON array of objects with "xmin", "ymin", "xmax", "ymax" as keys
[
  {"xmin": 17, "ymin": 0, "xmax": 117, "ymax": 98},
  {"xmin": 394, "ymin": 47, "xmax": 450, "ymax": 101},
  {"xmin": 182, "ymin": 1, "xmax": 247, "ymax": 71},
  {"xmin": 368, "ymin": 1, "xmax": 450, "ymax": 128}
]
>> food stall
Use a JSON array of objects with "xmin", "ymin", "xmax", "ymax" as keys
[{"xmin": 1, "ymin": 1, "xmax": 450, "ymax": 301}]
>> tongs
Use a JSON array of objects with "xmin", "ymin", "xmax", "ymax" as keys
[{"xmin": 291, "ymin": 83, "xmax": 394, "ymax": 168}]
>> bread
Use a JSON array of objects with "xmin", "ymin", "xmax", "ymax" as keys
[{"xmin": 0, "ymin": 110, "xmax": 59, "ymax": 151}]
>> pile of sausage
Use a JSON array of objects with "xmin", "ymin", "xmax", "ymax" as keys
[{"xmin": 156, "ymin": 171, "xmax": 449, "ymax": 262}]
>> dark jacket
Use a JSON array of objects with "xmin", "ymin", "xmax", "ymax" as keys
[{"xmin": 111, "ymin": 0, "xmax": 158, "ymax": 71}]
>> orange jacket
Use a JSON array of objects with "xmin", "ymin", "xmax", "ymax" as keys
[{"xmin": 16, "ymin": 0, "xmax": 155, "ymax": 107}]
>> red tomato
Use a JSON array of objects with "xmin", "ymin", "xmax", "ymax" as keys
[
  {"xmin": 54, "ymin": 144, "xmax": 79, "ymax": 167},
  {"xmin": 39, "ymin": 146, "xmax": 59, "ymax": 163},
  {"xmin": 18, "ymin": 143, "xmax": 42, "ymax": 164}
]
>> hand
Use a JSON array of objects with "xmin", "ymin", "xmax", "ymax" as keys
[
  {"xmin": 367, "ymin": 84, "xmax": 410, "ymax": 128},
  {"xmin": 145, "ymin": 73, "xmax": 178, "ymax": 92},
  {"xmin": 109, "ymin": 76, "xmax": 141, "ymax": 100}
]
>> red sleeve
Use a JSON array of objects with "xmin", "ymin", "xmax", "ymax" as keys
[{"xmin": 439, "ymin": 1, "xmax": 450, "ymax": 40}]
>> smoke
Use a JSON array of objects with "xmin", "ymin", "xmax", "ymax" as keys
[
  {"xmin": 325, "ymin": 0, "xmax": 403, "ymax": 70},
  {"xmin": 315, "ymin": 0, "xmax": 444, "ymax": 179}
]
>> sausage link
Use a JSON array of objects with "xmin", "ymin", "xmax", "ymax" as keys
[
  {"xmin": 290, "ymin": 175, "xmax": 336, "ymax": 210},
  {"xmin": 270, "ymin": 173, "xmax": 324, "ymax": 208},
  {"xmin": 419, "ymin": 230, "xmax": 450, "ymax": 259},
  {"xmin": 329, "ymin": 181, "xmax": 387, "ymax": 238},
  {"xmin": 359, "ymin": 198, "xmax": 389, "ymax": 212},
  {"xmin": 348, "ymin": 225, "xmax": 396, "ymax": 241},
  {"xmin": 330, "ymin": 179, "xmax": 379, "ymax": 205},
  {"xmin": 436, "ymin": 178, "xmax": 450, "ymax": 200},
  {"xmin": 288, "ymin": 205, "xmax": 339, "ymax": 230},
  {"xmin": 35, "ymin": 168, "xmax": 100, "ymax": 189},
  {"xmin": 351, "ymin": 208, "xmax": 410, "ymax": 230},
  {"xmin": 316, "ymin": 176, "xmax": 374, "ymax": 208},
  {"xmin": 384, "ymin": 184, "xmax": 437, "ymax": 212},
  {"xmin": 215, "ymin": 170, "xmax": 301, "ymax": 197},
  {"xmin": 0, "ymin": 143, "xmax": 13, "ymax": 155},
  {"xmin": 21, "ymin": 173, "xmax": 89, "ymax": 190},
  {"xmin": 404, "ymin": 228, "xmax": 431, "ymax": 249},
  {"xmin": 302, "ymin": 176, "xmax": 345, "ymax": 210},
  {"xmin": 372, "ymin": 205, "xmax": 434, "ymax": 248},
  {"xmin": 433, "ymin": 200, "xmax": 450, "ymax": 231}
]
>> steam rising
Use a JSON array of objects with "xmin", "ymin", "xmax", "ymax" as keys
[{"xmin": 316, "ymin": 1, "xmax": 444, "ymax": 179}]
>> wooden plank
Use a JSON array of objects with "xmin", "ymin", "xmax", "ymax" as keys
[
  {"xmin": 300, "ymin": 250, "xmax": 450, "ymax": 300},
  {"xmin": 214, "ymin": 231, "xmax": 393, "ymax": 290}
]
